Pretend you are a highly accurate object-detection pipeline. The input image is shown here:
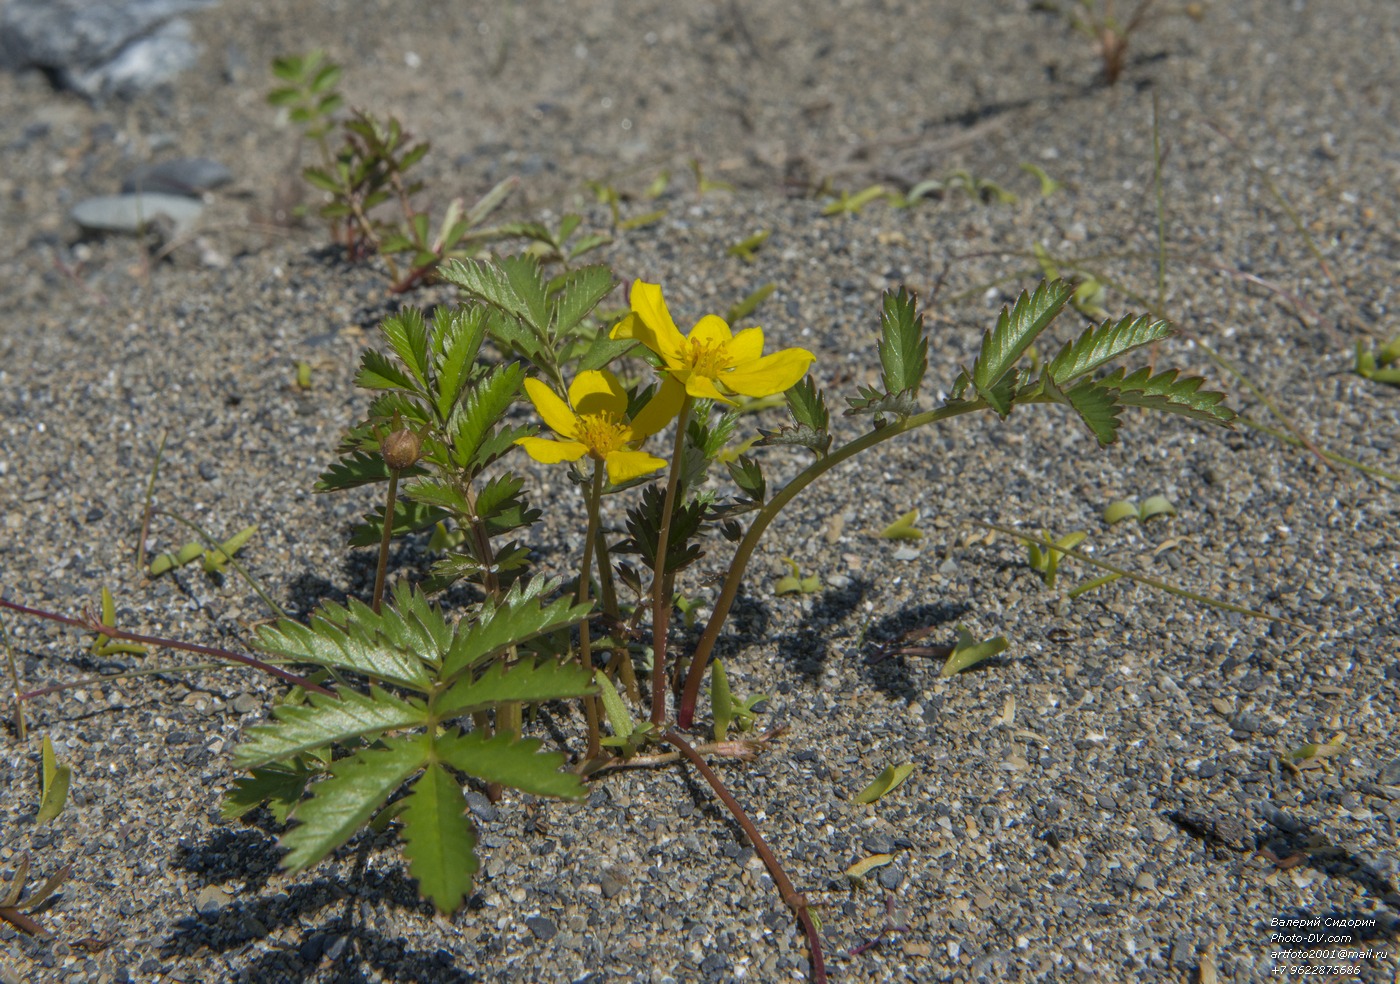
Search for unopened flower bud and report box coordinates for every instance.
[382,428,422,470]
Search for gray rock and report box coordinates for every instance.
[122,158,232,197]
[0,0,218,98]
[70,193,203,236]
[524,915,557,940]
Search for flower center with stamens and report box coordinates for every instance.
[685,339,730,379]
[576,412,631,458]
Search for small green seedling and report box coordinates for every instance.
[91,587,149,656]
[0,854,71,937]
[844,853,894,882]
[268,50,343,148]
[1104,495,1176,524]
[203,525,258,574]
[504,214,613,267]
[709,660,769,742]
[1282,734,1346,773]
[1024,529,1088,587]
[880,509,923,541]
[295,361,314,390]
[596,670,654,758]
[149,526,256,576]
[893,170,1016,207]
[643,170,671,199]
[1020,162,1062,197]
[940,625,1009,677]
[618,208,666,232]
[726,283,777,324]
[1034,244,1108,319]
[775,558,821,595]
[822,184,889,216]
[36,736,71,824]
[1355,335,1400,385]
[854,763,915,804]
[689,158,735,196]
[727,230,771,263]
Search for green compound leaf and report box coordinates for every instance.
[855,763,915,804]
[431,306,488,422]
[785,375,830,435]
[448,362,526,471]
[440,576,591,681]
[443,255,551,338]
[280,735,429,873]
[357,348,421,394]
[379,308,432,392]
[1064,380,1123,447]
[434,730,586,801]
[234,686,426,769]
[972,280,1072,416]
[551,264,615,338]
[316,450,395,491]
[877,287,928,402]
[254,606,433,691]
[400,762,479,915]
[436,659,595,719]
[1096,366,1236,425]
[221,761,317,823]
[1047,314,1173,386]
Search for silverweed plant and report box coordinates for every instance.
[3,257,1243,980]
[206,261,1233,979]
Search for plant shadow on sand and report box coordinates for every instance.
[165,825,485,983]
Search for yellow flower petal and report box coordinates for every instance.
[610,312,642,340]
[569,369,629,419]
[515,436,589,464]
[629,375,686,438]
[728,326,765,364]
[523,378,580,439]
[720,346,815,397]
[626,281,687,366]
[678,369,735,404]
[604,449,668,484]
[688,314,733,349]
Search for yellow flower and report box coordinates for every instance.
[515,369,683,483]
[612,281,815,404]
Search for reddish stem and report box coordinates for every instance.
[0,596,333,696]
[662,729,826,983]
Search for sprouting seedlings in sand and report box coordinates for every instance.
[89,588,148,657]
[1355,334,1400,386]
[727,229,771,263]
[726,283,778,325]
[35,736,71,824]
[1103,494,1176,524]
[940,626,1009,677]
[775,557,822,596]
[880,509,923,541]
[709,660,768,742]
[854,762,915,804]
[1020,162,1062,198]
[1281,734,1346,774]
[821,184,890,216]
[1023,528,1089,588]
[501,213,612,268]
[689,157,735,196]
[148,524,257,577]
[0,854,72,937]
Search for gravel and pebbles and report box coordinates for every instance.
[1,1,1398,981]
